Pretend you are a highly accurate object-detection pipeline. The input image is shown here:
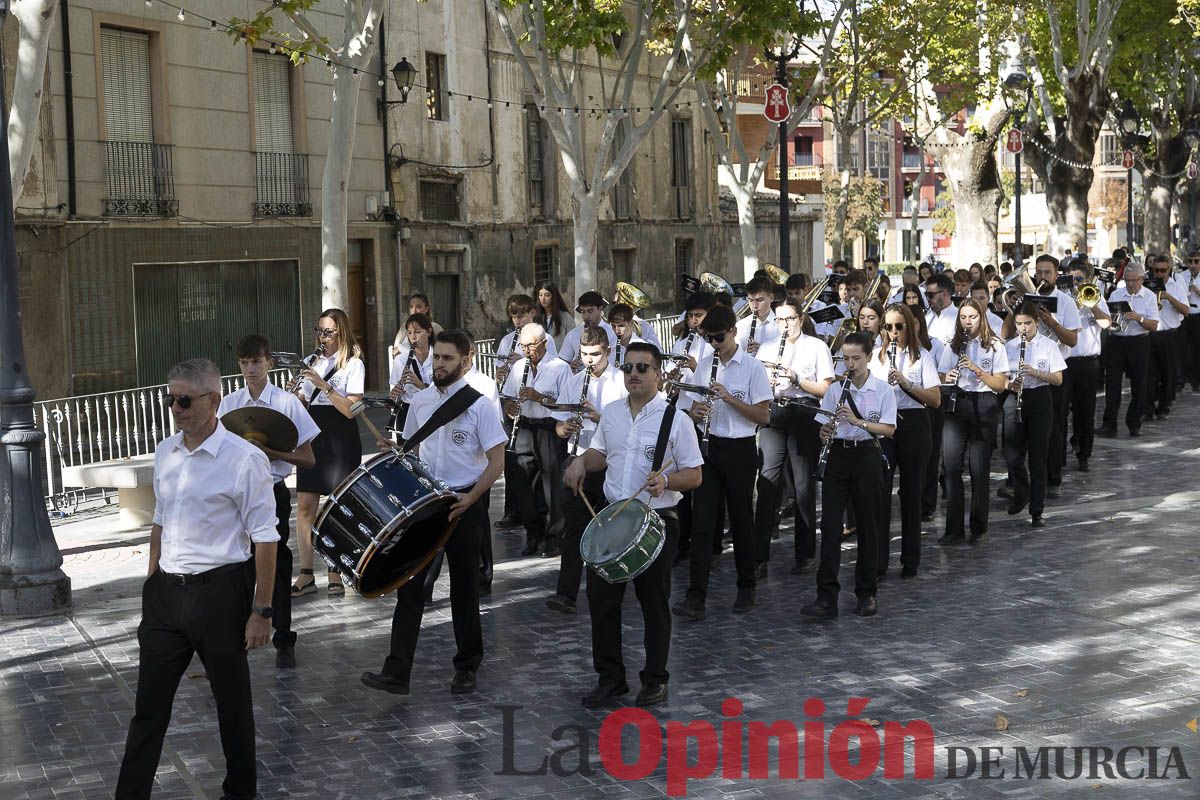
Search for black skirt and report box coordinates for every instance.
[297,404,362,495]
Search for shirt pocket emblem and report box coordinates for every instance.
[451,429,469,447]
[732,390,747,402]
[643,445,656,462]
[981,358,992,370]
[869,411,881,422]
[1037,359,1049,370]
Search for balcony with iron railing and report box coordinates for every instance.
[255,152,312,217]
[103,141,178,217]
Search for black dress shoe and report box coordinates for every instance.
[1046,484,1062,499]
[753,561,768,579]
[997,485,1014,501]
[540,542,562,558]
[636,682,669,707]
[1006,495,1029,515]
[361,671,410,695]
[968,530,986,545]
[921,512,935,522]
[790,557,816,574]
[450,670,477,694]
[1031,515,1046,528]
[1095,425,1117,437]
[937,532,966,546]
[854,596,878,617]
[581,682,629,709]
[520,539,541,557]
[495,514,522,529]
[275,645,296,669]
[671,596,707,621]
[901,566,918,578]
[732,588,756,613]
[1077,458,1090,472]
[1128,428,1141,438]
[545,594,577,614]
[800,598,838,619]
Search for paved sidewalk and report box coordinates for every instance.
[4,397,1200,799]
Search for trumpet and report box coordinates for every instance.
[285,345,325,395]
[1075,281,1101,309]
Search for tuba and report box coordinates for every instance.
[997,269,1038,313]
[763,263,790,285]
[698,271,751,319]
[615,281,652,310]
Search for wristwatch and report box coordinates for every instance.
[252,605,274,619]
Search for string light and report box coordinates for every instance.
[177,8,184,21]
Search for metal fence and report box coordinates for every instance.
[254,152,312,217]
[103,140,178,217]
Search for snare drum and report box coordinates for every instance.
[579,499,666,583]
[312,451,460,597]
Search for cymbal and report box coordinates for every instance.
[221,406,299,453]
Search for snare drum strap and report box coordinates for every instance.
[399,385,483,454]
[651,399,678,474]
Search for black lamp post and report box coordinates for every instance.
[1001,53,1031,270]
[377,57,418,118]
[1118,99,1141,252]
[0,2,72,615]
[764,32,802,273]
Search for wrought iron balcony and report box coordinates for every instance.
[255,152,312,217]
[104,141,178,217]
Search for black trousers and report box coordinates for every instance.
[817,444,882,602]
[424,484,493,594]
[1185,315,1200,388]
[117,562,256,800]
[511,421,566,547]
[1066,355,1100,460]
[269,482,295,648]
[879,408,930,574]
[677,490,725,558]
[587,507,679,687]
[383,497,486,680]
[922,407,945,517]
[557,469,606,600]
[687,436,758,601]
[942,393,999,538]
[1148,329,1180,414]
[1047,376,1069,486]
[1001,386,1053,516]
[1102,335,1151,431]
[753,411,820,563]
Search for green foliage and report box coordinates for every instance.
[823,173,884,243]
[932,188,956,236]
[228,1,330,62]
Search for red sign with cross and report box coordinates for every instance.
[1005,129,1023,154]
[763,83,791,123]
[1123,149,1135,169]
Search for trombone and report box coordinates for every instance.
[1075,281,1101,309]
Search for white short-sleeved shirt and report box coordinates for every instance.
[670,332,714,383]
[868,346,940,410]
[948,337,1009,393]
[817,302,852,339]
[775,335,835,400]
[465,365,502,418]
[1108,286,1160,337]
[819,374,898,442]
[389,347,435,401]
[926,305,958,345]
[300,354,365,406]
[1158,274,1188,331]
[1071,296,1110,358]
[1033,289,1082,360]
[736,312,783,365]
[559,321,616,365]
[634,317,662,350]
[552,363,629,456]
[1186,270,1200,315]
[676,347,773,439]
[589,394,704,509]
[889,284,928,305]
[219,382,321,483]
[1006,333,1067,391]
[500,356,573,420]
[402,378,507,491]
[153,422,279,575]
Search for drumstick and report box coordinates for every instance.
[580,491,599,520]
[611,458,676,518]
[350,401,396,451]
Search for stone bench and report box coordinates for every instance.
[61,455,156,531]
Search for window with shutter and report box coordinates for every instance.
[252,53,309,216]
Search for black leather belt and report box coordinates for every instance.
[832,439,873,448]
[158,561,247,586]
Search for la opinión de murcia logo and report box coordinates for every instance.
[497,698,1192,796]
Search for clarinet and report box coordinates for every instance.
[387,348,421,432]
[506,358,533,453]
[748,316,759,349]
[285,345,325,394]
[1015,337,1026,423]
[815,372,855,482]
[700,351,721,456]
[567,367,593,456]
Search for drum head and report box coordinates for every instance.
[580,499,650,563]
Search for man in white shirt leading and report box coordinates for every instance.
[1098,264,1159,437]
[117,358,278,800]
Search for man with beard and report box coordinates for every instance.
[361,330,506,696]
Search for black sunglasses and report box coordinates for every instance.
[166,393,211,409]
[619,362,656,375]
[313,327,338,337]
[703,332,728,344]
[883,322,906,332]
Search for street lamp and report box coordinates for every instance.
[1118,99,1141,251]
[0,1,73,615]
[764,23,802,274]
[1000,51,1031,271]
[376,57,418,118]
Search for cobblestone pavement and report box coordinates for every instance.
[4,398,1200,799]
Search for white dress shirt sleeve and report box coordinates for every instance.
[745,359,774,405]
[238,449,280,544]
[668,410,704,470]
[878,382,899,426]
[343,358,366,396]
[475,400,509,452]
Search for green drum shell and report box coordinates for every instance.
[579,499,667,584]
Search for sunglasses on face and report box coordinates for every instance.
[883,322,906,332]
[704,332,728,344]
[314,327,338,337]
[166,393,211,409]
[619,362,656,375]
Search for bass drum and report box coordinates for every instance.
[313,451,459,597]
[579,498,666,584]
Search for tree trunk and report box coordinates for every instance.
[7,0,57,193]
[937,138,1002,267]
[319,66,364,310]
[732,181,760,281]
[1042,165,1092,253]
[571,192,600,298]
[1143,173,1176,256]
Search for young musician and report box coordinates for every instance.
[800,332,896,620]
[736,275,782,364]
[387,314,434,436]
[1065,260,1111,471]
[673,305,772,619]
[292,308,364,597]
[407,293,443,334]
[1148,255,1188,419]
[607,302,646,368]
[116,359,277,800]
[1098,264,1159,438]
[753,300,834,577]
[501,323,573,556]
[1002,302,1066,528]
[921,272,958,520]
[1182,249,1200,391]
[869,304,940,579]
[546,327,627,614]
[564,343,703,708]
[361,331,506,697]
[536,282,577,350]
[558,291,615,369]
[218,336,319,668]
[939,299,1008,545]
[970,281,1005,333]
[670,291,717,566]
